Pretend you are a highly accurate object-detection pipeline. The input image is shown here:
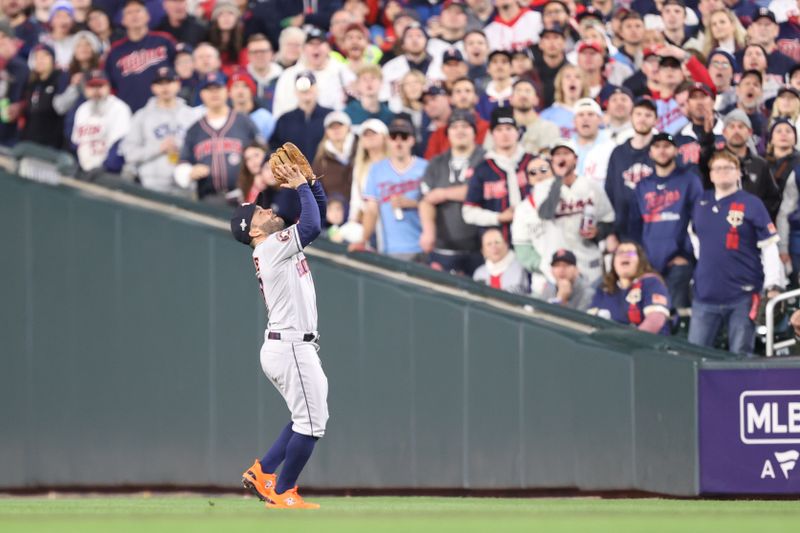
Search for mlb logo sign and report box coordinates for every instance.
[699,369,800,494]
[740,391,800,445]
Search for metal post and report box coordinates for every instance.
[765,288,800,357]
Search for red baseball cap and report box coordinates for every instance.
[228,69,257,96]
[578,40,603,54]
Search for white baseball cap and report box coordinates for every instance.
[573,97,603,116]
[550,139,578,155]
[323,111,352,129]
[357,118,389,136]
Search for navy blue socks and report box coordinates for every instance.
[259,421,293,473]
[275,432,318,494]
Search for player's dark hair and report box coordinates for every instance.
[601,241,663,294]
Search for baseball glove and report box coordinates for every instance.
[269,142,316,184]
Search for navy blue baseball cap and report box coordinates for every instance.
[175,42,194,56]
[707,49,738,71]
[442,47,464,63]
[551,249,577,266]
[231,203,258,245]
[650,132,677,146]
[198,71,226,90]
[153,66,178,83]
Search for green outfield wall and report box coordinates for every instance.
[2,171,799,496]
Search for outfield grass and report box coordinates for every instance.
[0,495,798,533]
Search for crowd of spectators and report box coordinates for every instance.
[3,0,800,355]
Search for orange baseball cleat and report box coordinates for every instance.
[241,459,277,503]
[265,487,320,509]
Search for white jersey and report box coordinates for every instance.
[72,95,132,171]
[554,176,615,283]
[511,178,563,282]
[252,224,318,334]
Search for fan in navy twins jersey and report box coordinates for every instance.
[104,0,176,113]
[605,97,658,241]
[628,133,703,311]
[588,241,672,336]
[688,150,786,355]
[674,83,725,169]
[463,107,534,243]
[175,72,261,201]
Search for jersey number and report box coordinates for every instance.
[296,258,310,277]
[253,257,268,309]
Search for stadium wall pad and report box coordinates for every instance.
[2,171,799,496]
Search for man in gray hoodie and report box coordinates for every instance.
[121,66,203,197]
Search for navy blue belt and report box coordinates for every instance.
[268,332,316,342]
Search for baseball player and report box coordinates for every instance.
[231,163,328,510]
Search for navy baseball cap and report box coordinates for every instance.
[659,55,682,68]
[662,0,685,7]
[231,203,258,245]
[602,85,634,106]
[488,49,512,62]
[198,71,226,90]
[778,86,800,99]
[650,132,677,146]
[31,43,55,58]
[754,7,777,24]
[85,69,109,86]
[707,49,738,71]
[388,117,415,136]
[422,84,447,99]
[541,24,566,38]
[448,108,476,131]
[442,47,464,63]
[770,117,797,141]
[153,66,178,83]
[551,249,577,266]
[305,26,326,43]
[490,106,516,130]
[576,6,603,23]
[175,42,194,56]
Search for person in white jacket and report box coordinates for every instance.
[121,66,203,196]
[271,27,346,119]
[71,70,131,172]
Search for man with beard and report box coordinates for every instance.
[72,70,132,173]
[463,107,534,243]
[604,98,658,242]
[629,133,703,311]
[419,109,486,275]
[700,109,781,220]
[675,82,725,168]
[548,139,615,284]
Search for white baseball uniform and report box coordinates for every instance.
[252,224,329,438]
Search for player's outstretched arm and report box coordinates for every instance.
[310,179,328,224]
[275,165,321,248]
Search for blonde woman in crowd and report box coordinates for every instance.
[540,63,588,139]
[349,118,389,223]
[390,69,426,142]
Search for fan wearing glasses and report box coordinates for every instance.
[588,241,672,335]
[511,154,563,282]
[688,150,786,355]
[354,117,428,260]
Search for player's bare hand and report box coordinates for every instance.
[276,164,307,189]
[497,207,515,223]
[189,164,210,180]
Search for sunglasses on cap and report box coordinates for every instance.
[390,132,411,140]
[527,165,551,176]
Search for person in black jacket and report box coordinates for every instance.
[699,109,781,220]
[21,44,64,149]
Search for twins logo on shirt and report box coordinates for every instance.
[726,202,745,250]
[116,46,168,76]
[622,163,653,189]
[626,287,642,305]
[642,190,681,223]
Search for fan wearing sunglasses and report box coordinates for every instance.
[511,155,563,282]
